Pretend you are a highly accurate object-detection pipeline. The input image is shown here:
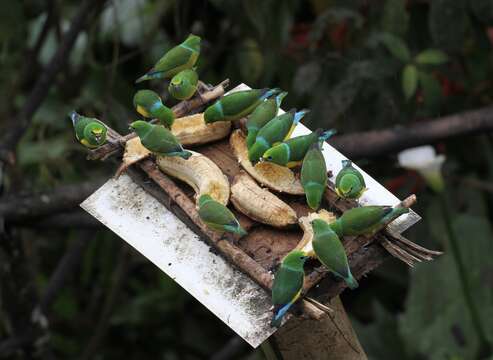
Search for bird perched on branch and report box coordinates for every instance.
[204,88,281,123]
[133,90,175,128]
[168,68,199,100]
[198,194,247,237]
[271,250,308,327]
[245,91,287,148]
[335,160,367,199]
[301,142,327,210]
[130,120,191,159]
[70,111,107,148]
[311,219,358,289]
[329,206,409,237]
[262,128,336,168]
[135,34,201,83]
[248,109,309,164]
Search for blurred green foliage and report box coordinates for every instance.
[1,0,493,358]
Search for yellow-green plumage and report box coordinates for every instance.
[335,160,367,199]
[329,206,410,237]
[271,250,308,327]
[262,128,336,168]
[300,142,327,210]
[133,90,175,128]
[311,219,358,289]
[248,109,309,164]
[70,111,107,149]
[130,120,191,159]
[204,88,281,123]
[198,194,247,236]
[246,92,287,148]
[135,34,201,83]
[168,68,199,100]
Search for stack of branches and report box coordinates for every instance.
[86,80,441,320]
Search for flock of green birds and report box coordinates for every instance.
[70,33,409,328]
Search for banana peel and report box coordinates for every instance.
[156,151,230,206]
[230,130,304,195]
[296,210,336,257]
[231,171,298,228]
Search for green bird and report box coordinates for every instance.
[335,160,367,199]
[129,120,192,159]
[329,206,410,237]
[300,143,327,210]
[133,90,175,128]
[248,109,309,164]
[204,88,281,124]
[245,91,287,148]
[262,128,336,168]
[70,111,107,148]
[168,68,199,100]
[311,219,358,289]
[197,194,247,237]
[136,34,201,83]
[271,250,309,327]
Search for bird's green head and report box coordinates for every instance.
[282,250,309,270]
[261,143,289,166]
[198,194,214,207]
[204,101,224,123]
[83,122,107,147]
[184,34,201,51]
[248,138,270,164]
[338,174,363,199]
[310,219,338,237]
[129,120,152,138]
[133,89,162,110]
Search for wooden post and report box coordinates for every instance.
[273,296,367,360]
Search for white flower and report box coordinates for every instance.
[398,145,446,192]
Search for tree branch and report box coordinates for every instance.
[0,0,107,164]
[331,105,493,159]
[0,180,104,223]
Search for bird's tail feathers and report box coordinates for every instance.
[69,111,80,126]
[135,70,161,83]
[260,88,282,101]
[319,129,337,142]
[275,92,288,107]
[270,303,293,328]
[345,273,359,290]
[294,109,310,124]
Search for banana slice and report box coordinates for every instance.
[296,210,336,256]
[172,113,231,146]
[230,130,304,195]
[231,172,298,228]
[156,151,230,206]
[115,137,151,178]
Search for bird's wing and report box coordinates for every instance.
[272,267,303,306]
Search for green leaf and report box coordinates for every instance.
[380,0,409,36]
[415,49,449,65]
[399,214,493,359]
[402,64,418,100]
[237,38,264,84]
[418,71,442,110]
[378,33,411,62]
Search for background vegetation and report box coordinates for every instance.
[1,0,493,358]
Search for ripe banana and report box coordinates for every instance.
[296,210,336,256]
[172,113,231,146]
[230,130,304,195]
[231,171,298,228]
[115,137,151,178]
[156,151,230,206]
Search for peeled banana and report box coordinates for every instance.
[115,137,151,178]
[296,209,336,256]
[230,130,304,195]
[231,172,298,228]
[172,113,231,146]
[156,151,230,206]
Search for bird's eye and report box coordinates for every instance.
[299,256,304,260]
[267,156,272,160]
